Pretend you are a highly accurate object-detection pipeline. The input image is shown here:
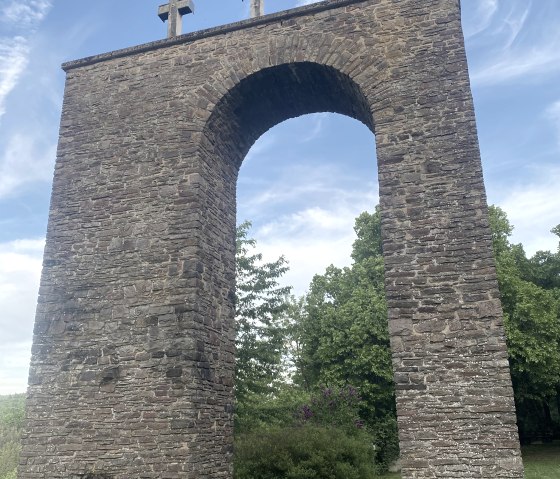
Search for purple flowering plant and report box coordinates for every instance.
[296,385,366,434]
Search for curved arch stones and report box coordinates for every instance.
[20,1,525,478]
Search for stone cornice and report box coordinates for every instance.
[62,0,371,71]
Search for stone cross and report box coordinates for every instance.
[249,0,264,18]
[158,0,195,38]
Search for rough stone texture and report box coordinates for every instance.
[19,0,524,478]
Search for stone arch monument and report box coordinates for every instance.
[20,1,525,478]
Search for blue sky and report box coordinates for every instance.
[0,0,559,394]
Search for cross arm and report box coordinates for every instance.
[158,0,195,22]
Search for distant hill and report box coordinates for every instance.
[0,394,25,479]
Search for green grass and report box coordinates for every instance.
[377,442,560,479]
[522,442,560,479]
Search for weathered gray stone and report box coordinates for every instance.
[19,0,524,478]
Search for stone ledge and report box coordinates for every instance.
[62,0,371,72]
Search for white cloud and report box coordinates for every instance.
[469,2,560,86]
[299,113,327,143]
[463,0,499,38]
[0,342,32,395]
[0,0,51,27]
[501,2,530,49]
[0,132,56,198]
[250,192,378,295]
[239,166,378,223]
[495,166,560,255]
[0,36,29,119]
[471,38,560,86]
[0,238,44,394]
[0,0,52,120]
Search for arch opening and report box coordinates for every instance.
[233,111,398,467]
[237,112,379,295]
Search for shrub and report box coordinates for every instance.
[296,386,364,433]
[234,425,380,479]
[294,386,399,470]
[235,386,310,434]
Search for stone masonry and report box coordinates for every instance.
[19,0,524,478]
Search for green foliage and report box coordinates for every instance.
[0,395,25,429]
[0,394,25,479]
[296,210,394,418]
[526,225,560,290]
[296,386,365,433]
[235,221,292,405]
[488,207,560,442]
[351,210,383,263]
[295,385,399,468]
[233,214,398,472]
[502,279,560,399]
[235,385,310,434]
[234,426,380,479]
[293,209,399,467]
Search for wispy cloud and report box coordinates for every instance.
[469,1,560,86]
[239,161,377,217]
[299,113,327,143]
[0,0,52,120]
[463,0,499,38]
[503,2,531,48]
[471,39,560,86]
[0,36,29,118]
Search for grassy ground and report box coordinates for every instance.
[522,442,560,479]
[378,442,560,479]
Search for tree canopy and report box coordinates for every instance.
[489,206,560,442]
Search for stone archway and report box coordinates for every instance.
[20,1,524,478]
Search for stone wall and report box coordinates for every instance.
[19,0,524,477]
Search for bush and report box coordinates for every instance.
[235,386,311,434]
[296,386,364,433]
[295,386,399,470]
[234,425,380,479]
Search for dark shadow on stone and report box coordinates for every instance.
[202,61,374,168]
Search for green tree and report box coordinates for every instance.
[297,210,394,418]
[526,225,560,290]
[295,209,399,465]
[488,207,560,442]
[0,394,25,479]
[234,221,292,429]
